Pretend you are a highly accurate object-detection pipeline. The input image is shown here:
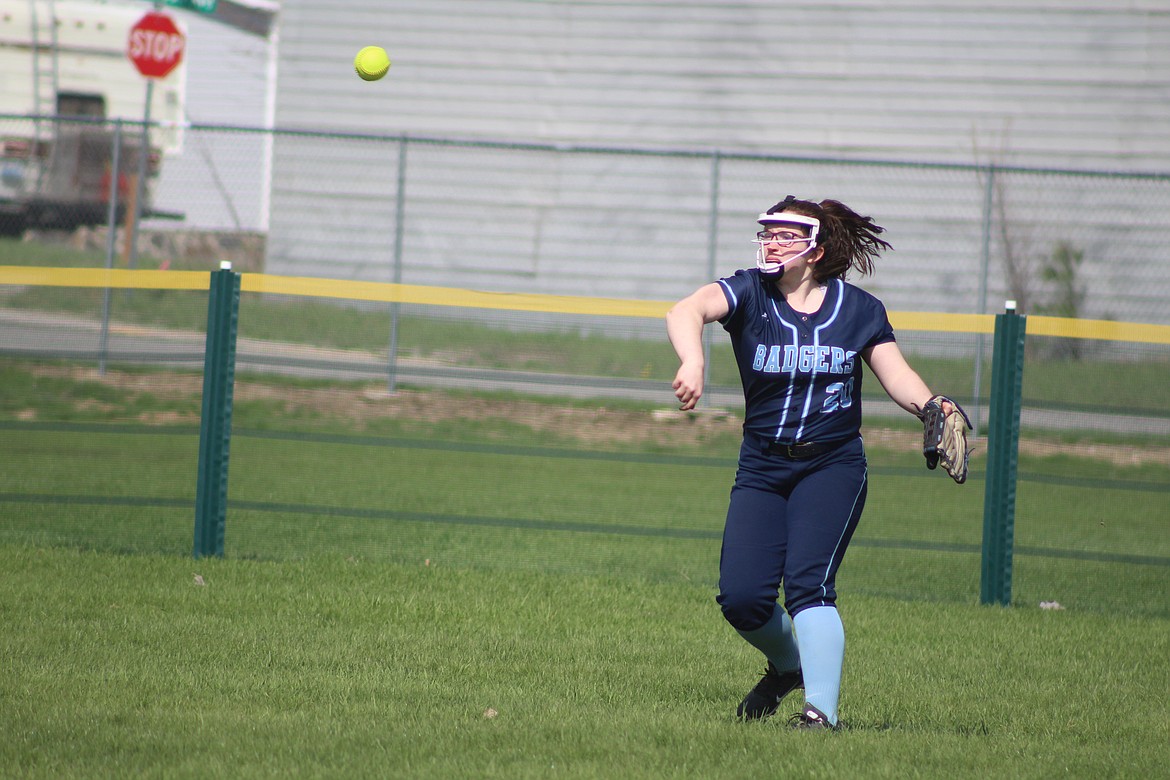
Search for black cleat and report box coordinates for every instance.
[788,702,838,730]
[736,662,804,720]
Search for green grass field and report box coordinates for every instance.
[2,545,1167,779]
[2,363,1169,777]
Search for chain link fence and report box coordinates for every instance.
[2,115,1167,614]
[3,115,1169,325]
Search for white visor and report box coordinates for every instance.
[757,212,820,244]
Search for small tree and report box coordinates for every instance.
[1035,241,1087,359]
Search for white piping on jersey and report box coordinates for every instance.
[769,297,801,438]
[717,279,738,315]
[816,463,867,601]
[795,279,846,441]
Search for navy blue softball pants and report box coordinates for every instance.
[716,436,868,631]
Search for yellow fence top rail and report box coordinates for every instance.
[3,266,1170,344]
[0,266,210,291]
[238,273,673,318]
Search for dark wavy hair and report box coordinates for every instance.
[763,196,891,281]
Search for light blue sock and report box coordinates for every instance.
[736,607,801,673]
[793,606,845,726]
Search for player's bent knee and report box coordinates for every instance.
[716,590,774,631]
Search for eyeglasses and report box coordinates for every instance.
[754,230,812,247]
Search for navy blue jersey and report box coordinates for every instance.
[718,269,896,444]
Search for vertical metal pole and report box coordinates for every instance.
[980,300,1026,606]
[699,151,721,408]
[99,120,123,375]
[387,136,408,393]
[194,263,241,559]
[971,165,996,437]
[128,79,153,270]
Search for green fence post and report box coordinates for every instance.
[194,262,241,558]
[980,300,1027,605]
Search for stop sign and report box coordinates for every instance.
[127,11,185,79]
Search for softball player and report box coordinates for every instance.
[667,196,956,729]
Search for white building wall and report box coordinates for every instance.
[265,1,1170,321]
[271,0,1170,169]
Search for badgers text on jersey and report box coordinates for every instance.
[752,344,857,376]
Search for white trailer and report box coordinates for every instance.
[0,0,186,234]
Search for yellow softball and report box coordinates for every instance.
[354,46,391,81]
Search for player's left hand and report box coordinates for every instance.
[920,395,973,484]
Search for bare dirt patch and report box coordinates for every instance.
[22,365,1170,466]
